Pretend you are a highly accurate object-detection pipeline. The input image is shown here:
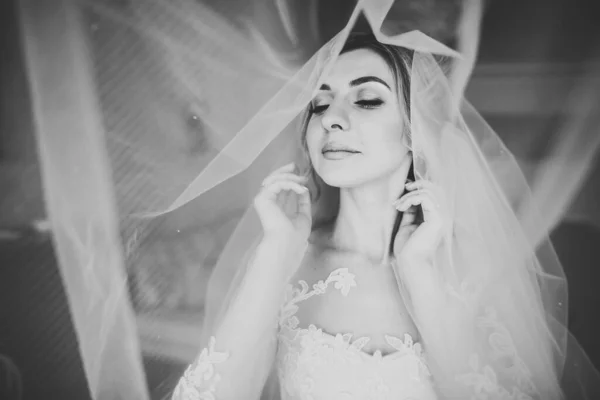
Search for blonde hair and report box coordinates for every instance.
[299,33,415,228]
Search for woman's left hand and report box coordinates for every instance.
[392,180,449,265]
[392,180,455,321]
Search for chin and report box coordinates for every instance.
[315,160,382,188]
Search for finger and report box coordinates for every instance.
[398,205,418,227]
[296,186,312,218]
[262,172,307,188]
[401,196,440,225]
[393,223,417,253]
[395,191,440,219]
[396,191,433,210]
[261,181,308,201]
[416,195,438,221]
[405,180,436,191]
[404,182,445,214]
[395,188,436,209]
[269,162,297,176]
[397,224,417,238]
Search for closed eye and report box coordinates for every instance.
[310,99,384,115]
[310,104,329,115]
[355,99,384,109]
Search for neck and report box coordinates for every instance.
[330,169,408,265]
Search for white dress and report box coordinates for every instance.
[173,267,438,400]
[276,267,437,400]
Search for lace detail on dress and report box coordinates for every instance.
[456,307,538,399]
[443,279,539,398]
[172,336,230,400]
[445,280,480,308]
[276,268,436,399]
[282,325,430,372]
[279,268,357,328]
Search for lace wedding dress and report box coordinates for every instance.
[173,267,438,400]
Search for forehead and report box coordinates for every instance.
[325,48,393,86]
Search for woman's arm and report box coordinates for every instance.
[397,256,474,396]
[400,255,546,400]
[172,236,308,400]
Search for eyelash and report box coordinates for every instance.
[356,99,384,109]
[310,99,384,115]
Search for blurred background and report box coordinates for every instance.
[0,0,599,399]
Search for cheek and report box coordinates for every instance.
[360,119,407,154]
[357,119,408,174]
[305,120,322,162]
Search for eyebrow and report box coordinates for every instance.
[319,76,392,91]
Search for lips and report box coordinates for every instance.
[321,142,360,154]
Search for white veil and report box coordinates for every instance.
[13,0,600,399]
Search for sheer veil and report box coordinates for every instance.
[16,0,600,399]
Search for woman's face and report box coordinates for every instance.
[306,48,409,188]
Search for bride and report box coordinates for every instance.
[171,26,569,400]
[161,0,600,397]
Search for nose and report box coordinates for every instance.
[321,102,349,132]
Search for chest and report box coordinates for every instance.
[288,253,419,355]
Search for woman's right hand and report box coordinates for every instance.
[253,163,312,244]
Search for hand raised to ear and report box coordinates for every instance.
[392,179,448,263]
[255,162,313,244]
